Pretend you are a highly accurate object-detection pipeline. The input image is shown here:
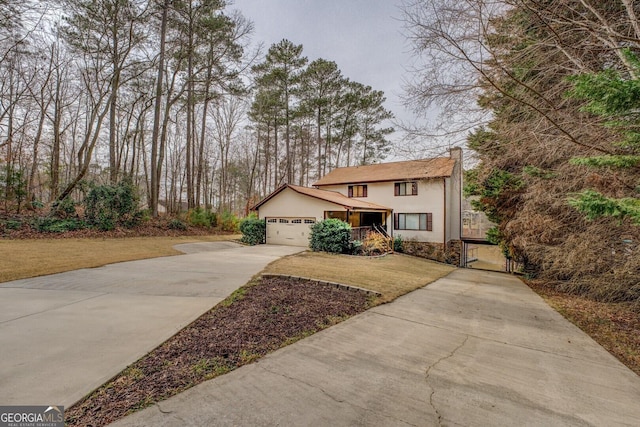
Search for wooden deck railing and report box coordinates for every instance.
[350,226,372,242]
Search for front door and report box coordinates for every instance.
[360,212,384,227]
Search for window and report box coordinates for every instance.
[279,219,289,224]
[292,219,302,224]
[348,185,367,198]
[394,181,418,196]
[267,218,277,223]
[394,213,433,231]
[304,219,316,224]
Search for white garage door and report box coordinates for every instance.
[266,217,315,246]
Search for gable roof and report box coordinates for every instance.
[251,184,390,211]
[313,157,455,186]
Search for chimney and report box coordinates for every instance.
[449,146,462,163]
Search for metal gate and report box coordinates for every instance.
[462,239,517,272]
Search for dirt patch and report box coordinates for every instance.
[65,276,373,427]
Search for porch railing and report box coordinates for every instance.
[350,226,372,242]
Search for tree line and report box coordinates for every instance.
[402,0,640,305]
[0,0,393,217]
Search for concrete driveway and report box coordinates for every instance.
[113,268,640,427]
[0,242,302,407]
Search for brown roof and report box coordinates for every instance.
[313,157,455,186]
[252,184,390,211]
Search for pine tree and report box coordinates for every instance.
[252,39,307,184]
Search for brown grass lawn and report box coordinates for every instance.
[264,251,455,304]
[0,237,453,303]
[0,235,240,283]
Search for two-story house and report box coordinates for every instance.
[251,148,462,263]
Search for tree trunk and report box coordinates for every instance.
[150,0,169,217]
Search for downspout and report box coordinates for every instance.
[459,167,463,267]
[443,178,447,250]
[458,167,463,242]
[263,215,267,244]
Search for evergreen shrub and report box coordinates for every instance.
[239,215,265,245]
[85,178,141,231]
[218,211,239,232]
[187,207,217,228]
[309,218,351,253]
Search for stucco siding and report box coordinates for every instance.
[257,188,338,220]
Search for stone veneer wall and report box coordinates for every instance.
[401,240,462,266]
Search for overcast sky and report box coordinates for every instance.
[230,0,415,146]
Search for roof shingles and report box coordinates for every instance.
[313,157,455,186]
[251,184,390,211]
[289,185,389,210]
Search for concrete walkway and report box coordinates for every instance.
[113,268,640,427]
[0,242,302,407]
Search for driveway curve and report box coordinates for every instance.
[113,268,640,427]
[0,242,302,407]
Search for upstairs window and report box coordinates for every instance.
[394,181,418,196]
[348,185,367,198]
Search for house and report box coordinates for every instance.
[251,148,463,264]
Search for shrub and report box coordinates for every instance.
[360,232,391,256]
[0,165,27,213]
[393,235,403,253]
[218,211,239,232]
[139,209,152,222]
[30,200,44,209]
[168,218,187,230]
[4,219,22,230]
[362,232,390,255]
[51,197,77,219]
[239,215,265,245]
[187,207,217,228]
[34,217,85,233]
[309,219,351,254]
[85,178,141,231]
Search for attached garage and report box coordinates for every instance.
[251,184,391,248]
[265,217,316,246]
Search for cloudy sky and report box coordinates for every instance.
[231,0,417,145]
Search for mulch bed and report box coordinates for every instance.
[66,276,374,427]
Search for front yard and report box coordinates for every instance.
[65,251,453,426]
[3,236,636,424]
